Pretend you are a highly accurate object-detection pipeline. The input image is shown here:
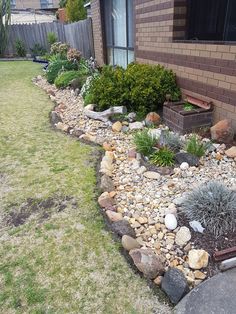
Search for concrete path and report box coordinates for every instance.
[175,268,236,314]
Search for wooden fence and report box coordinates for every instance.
[5,18,94,59]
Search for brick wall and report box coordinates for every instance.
[135,0,236,130]
[91,0,105,65]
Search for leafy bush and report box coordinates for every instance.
[67,48,81,62]
[50,42,70,57]
[15,39,26,57]
[159,130,183,152]
[133,129,156,157]
[47,32,57,46]
[185,134,210,157]
[84,93,96,105]
[150,147,174,167]
[66,0,87,22]
[181,181,236,237]
[46,60,78,84]
[54,70,78,88]
[87,63,181,113]
[30,43,47,57]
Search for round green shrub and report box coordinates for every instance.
[46,60,78,84]
[87,63,181,113]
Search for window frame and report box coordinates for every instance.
[102,0,134,67]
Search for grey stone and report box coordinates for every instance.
[220,257,236,271]
[100,175,114,192]
[174,268,236,314]
[127,112,136,122]
[161,268,189,304]
[175,152,199,167]
[129,249,165,279]
[111,220,136,238]
[51,111,62,125]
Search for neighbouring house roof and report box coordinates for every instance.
[10,10,56,24]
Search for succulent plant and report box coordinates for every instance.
[181,181,236,237]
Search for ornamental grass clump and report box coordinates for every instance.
[134,129,156,157]
[181,181,236,237]
[184,134,210,158]
[150,147,174,167]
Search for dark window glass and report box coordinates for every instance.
[187,0,235,41]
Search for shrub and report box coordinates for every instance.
[181,181,236,237]
[159,130,183,152]
[47,32,57,46]
[46,60,78,84]
[150,147,174,167]
[84,93,96,105]
[185,134,210,157]
[50,42,70,57]
[15,39,26,57]
[66,0,87,22]
[67,48,81,62]
[133,129,157,157]
[55,70,86,89]
[89,65,127,111]
[30,43,47,57]
[87,63,181,113]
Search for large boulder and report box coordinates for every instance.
[210,119,234,143]
[188,249,209,270]
[129,249,165,279]
[122,235,141,251]
[225,146,236,158]
[145,112,161,126]
[98,192,114,209]
[51,111,62,125]
[161,268,189,304]
[100,175,114,192]
[175,152,199,167]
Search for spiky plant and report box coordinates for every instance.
[159,130,183,152]
[181,181,236,237]
[184,134,210,157]
[150,147,174,167]
[133,129,157,157]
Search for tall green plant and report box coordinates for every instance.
[66,0,87,22]
[0,0,11,56]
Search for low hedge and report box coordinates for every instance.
[86,63,181,113]
[55,70,86,89]
[46,60,78,84]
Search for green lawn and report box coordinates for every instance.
[0,62,170,314]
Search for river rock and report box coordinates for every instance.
[175,227,191,247]
[51,111,62,125]
[180,162,189,170]
[112,121,122,132]
[111,220,136,238]
[210,119,234,143]
[100,175,114,192]
[106,210,123,222]
[127,112,136,122]
[143,171,161,180]
[129,122,143,131]
[129,249,165,279]
[225,146,236,158]
[165,214,178,230]
[145,112,161,126]
[161,268,189,304]
[122,235,141,251]
[98,192,114,209]
[188,249,209,269]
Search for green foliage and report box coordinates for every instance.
[59,0,67,8]
[30,43,47,57]
[67,48,81,62]
[0,0,11,56]
[66,0,87,22]
[185,134,209,157]
[150,147,174,167]
[133,129,156,157]
[46,60,78,84]
[15,39,26,57]
[47,32,57,46]
[182,181,236,237]
[183,102,196,111]
[54,70,86,89]
[84,93,96,105]
[160,130,183,152]
[87,63,181,113]
[50,42,69,58]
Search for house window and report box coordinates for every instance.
[102,0,134,68]
[40,0,53,9]
[187,0,236,41]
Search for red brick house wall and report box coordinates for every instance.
[91,0,236,130]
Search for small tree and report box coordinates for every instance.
[0,0,11,56]
[66,0,87,22]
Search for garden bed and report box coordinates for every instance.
[34,75,236,305]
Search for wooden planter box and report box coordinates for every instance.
[163,101,213,134]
